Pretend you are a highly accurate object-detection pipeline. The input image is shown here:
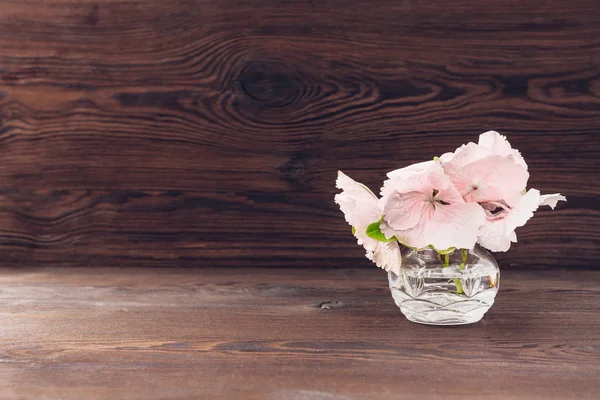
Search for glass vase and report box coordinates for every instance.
[388,245,500,325]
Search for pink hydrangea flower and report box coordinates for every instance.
[440,131,529,207]
[334,171,402,274]
[379,162,486,251]
[334,130,567,266]
[478,190,567,251]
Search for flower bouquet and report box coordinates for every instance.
[335,131,566,325]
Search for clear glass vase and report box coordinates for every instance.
[388,245,500,325]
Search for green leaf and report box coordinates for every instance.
[429,245,456,255]
[366,221,395,242]
[402,242,425,251]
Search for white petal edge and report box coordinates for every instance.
[336,170,377,198]
[478,219,513,252]
[478,130,527,169]
[504,189,540,233]
[367,240,402,275]
[386,160,437,179]
[477,189,542,253]
[334,170,381,229]
[539,193,567,209]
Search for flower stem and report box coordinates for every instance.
[454,249,468,295]
[453,278,464,295]
[438,249,464,295]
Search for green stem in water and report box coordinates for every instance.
[453,277,464,295]
[438,249,464,295]
[454,249,468,294]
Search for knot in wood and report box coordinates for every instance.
[239,61,300,109]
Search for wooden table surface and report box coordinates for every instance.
[1,267,599,399]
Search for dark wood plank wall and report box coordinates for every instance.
[0,0,598,268]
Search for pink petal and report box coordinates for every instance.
[445,142,488,166]
[381,164,475,249]
[439,142,488,195]
[478,219,513,252]
[382,210,432,249]
[334,171,381,229]
[336,170,377,198]
[380,164,447,249]
[439,151,454,163]
[380,162,443,199]
[477,189,541,252]
[434,175,466,204]
[460,155,529,206]
[424,202,486,250]
[355,230,379,253]
[387,160,436,179]
[441,131,529,206]
[504,189,540,233]
[366,240,402,275]
[478,131,527,169]
[382,191,431,231]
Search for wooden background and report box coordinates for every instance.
[0,0,598,269]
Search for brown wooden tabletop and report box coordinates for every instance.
[1,267,599,399]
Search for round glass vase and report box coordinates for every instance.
[388,245,500,325]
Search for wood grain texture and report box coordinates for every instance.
[1,267,599,399]
[0,0,599,268]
